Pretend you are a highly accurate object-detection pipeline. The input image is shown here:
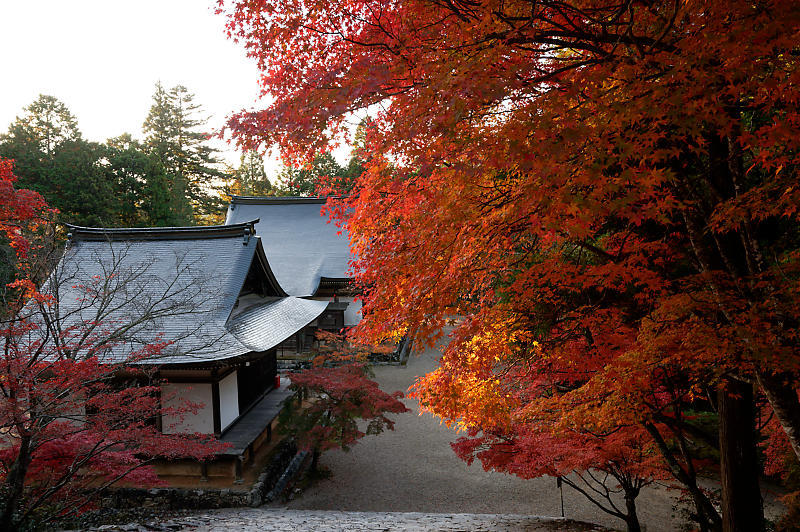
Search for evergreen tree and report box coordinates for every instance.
[276,151,362,196]
[3,95,81,157]
[142,82,193,225]
[101,134,180,227]
[274,120,369,196]
[231,150,273,196]
[142,82,225,224]
[0,95,117,226]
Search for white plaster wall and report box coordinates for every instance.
[341,296,363,327]
[311,296,363,327]
[219,371,240,431]
[161,383,214,435]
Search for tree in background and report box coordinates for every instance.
[143,82,225,224]
[274,120,369,196]
[101,134,162,227]
[220,1,800,530]
[1,85,230,228]
[276,151,363,196]
[229,150,273,196]
[0,95,118,226]
[1,95,80,158]
[0,94,208,229]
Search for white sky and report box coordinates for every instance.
[0,0,308,176]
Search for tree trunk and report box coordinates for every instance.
[718,378,763,532]
[756,370,800,462]
[624,491,642,532]
[310,448,320,473]
[0,434,32,531]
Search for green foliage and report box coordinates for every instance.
[143,82,225,224]
[276,151,363,196]
[0,95,117,226]
[2,95,81,157]
[0,88,229,228]
[230,150,273,196]
[102,134,178,227]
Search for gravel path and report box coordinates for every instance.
[280,333,684,532]
[170,509,609,531]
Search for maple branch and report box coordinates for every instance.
[652,412,718,451]
[643,422,721,528]
[558,473,627,520]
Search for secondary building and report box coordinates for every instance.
[225,196,361,354]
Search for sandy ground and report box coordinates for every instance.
[280,333,695,532]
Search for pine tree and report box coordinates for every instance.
[142,82,225,225]
[276,151,361,196]
[231,150,273,196]
[101,134,175,227]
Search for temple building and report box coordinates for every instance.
[53,222,329,480]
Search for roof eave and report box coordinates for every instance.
[64,221,260,242]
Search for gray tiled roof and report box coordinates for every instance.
[225,197,353,296]
[29,224,326,366]
[227,297,329,352]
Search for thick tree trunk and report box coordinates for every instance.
[624,492,642,532]
[718,378,763,532]
[756,370,800,462]
[0,434,32,531]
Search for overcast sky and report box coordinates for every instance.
[0,0,289,172]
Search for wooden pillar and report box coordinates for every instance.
[155,386,163,433]
[234,457,244,484]
[212,381,221,437]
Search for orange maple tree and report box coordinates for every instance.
[219,1,800,530]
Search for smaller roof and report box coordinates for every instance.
[23,223,326,366]
[227,297,329,352]
[225,196,353,297]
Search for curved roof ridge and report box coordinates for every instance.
[225,199,353,296]
[229,195,348,206]
[64,221,260,242]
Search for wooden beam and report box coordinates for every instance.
[161,366,236,384]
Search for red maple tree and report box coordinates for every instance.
[219,2,800,530]
[278,332,409,471]
[0,159,226,529]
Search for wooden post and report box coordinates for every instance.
[234,457,244,484]
[212,381,221,437]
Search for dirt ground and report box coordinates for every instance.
[279,332,746,531]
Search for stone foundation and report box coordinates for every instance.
[101,439,300,510]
